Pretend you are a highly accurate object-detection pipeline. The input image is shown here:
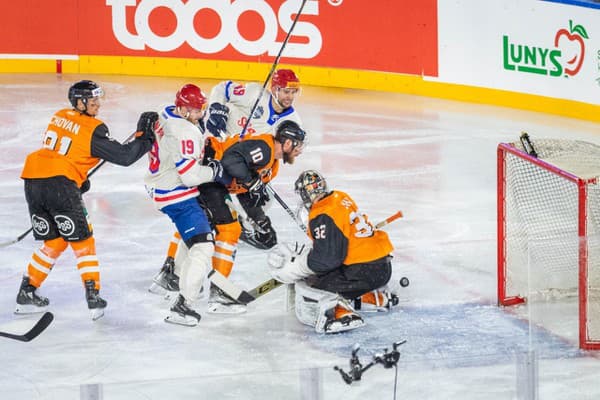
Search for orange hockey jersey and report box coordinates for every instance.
[205,133,279,194]
[306,190,394,273]
[21,108,103,187]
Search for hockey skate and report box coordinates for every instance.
[165,294,201,326]
[85,280,107,321]
[148,256,180,299]
[15,276,49,314]
[321,300,365,334]
[207,285,247,314]
[353,290,399,313]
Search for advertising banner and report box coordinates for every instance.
[437,0,600,105]
[0,0,438,77]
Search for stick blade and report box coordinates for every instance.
[0,312,54,342]
[23,312,54,341]
[247,279,284,299]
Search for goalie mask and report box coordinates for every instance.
[295,170,329,210]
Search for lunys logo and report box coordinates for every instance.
[503,20,589,78]
[106,0,322,58]
[554,20,589,76]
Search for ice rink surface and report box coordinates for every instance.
[1,74,599,399]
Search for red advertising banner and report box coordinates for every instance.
[1,0,437,77]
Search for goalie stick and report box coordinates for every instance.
[231,211,407,302]
[0,312,53,342]
[209,269,284,305]
[375,210,403,229]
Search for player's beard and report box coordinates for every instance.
[283,151,296,164]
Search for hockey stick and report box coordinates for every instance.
[208,269,255,305]
[375,211,403,229]
[248,278,284,299]
[266,183,308,232]
[242,211,406,302]
[0,131,139,248]
[239,0,308,141]
[520,132,538,158]
[0,312,53,342]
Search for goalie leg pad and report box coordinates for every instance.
[294,281,365,334]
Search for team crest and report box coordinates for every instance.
[31,215,50,236]
[253,106,264,119]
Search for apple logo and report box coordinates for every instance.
[554,20,589,77]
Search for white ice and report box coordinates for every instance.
[1,74,599,399]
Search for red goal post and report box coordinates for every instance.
[497,138,600,350]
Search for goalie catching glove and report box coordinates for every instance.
[267,242,314,284]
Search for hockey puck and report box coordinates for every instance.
[399,277,410,287]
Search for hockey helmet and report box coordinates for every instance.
[295,170,329,209]
[175,84,207,111]
[271,69,300,91]
[68,80,104,108]
[275,120,306,149]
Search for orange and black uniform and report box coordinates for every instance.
[20,107,152,289]
[198,133,279,276]
[305,190,394,299]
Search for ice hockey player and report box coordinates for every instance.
[267,170,398,333]
[144,84,229,326]
[204,69,303,249]
[151,70,304,288]
[150,120,306,314]
[204,119,306,313]
[16,80,157,321]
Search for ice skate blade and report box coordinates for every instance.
[14,304,48,315]
[90,308,105,321]
[148,282,168,296]
[207,302,247,314]
[164,312,200,326]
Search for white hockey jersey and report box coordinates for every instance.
[208,81,302,138]
[144,105,214,209]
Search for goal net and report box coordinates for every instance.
[497,137,600,350]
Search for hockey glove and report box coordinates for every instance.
[267,242,313,284]
[244,177,270,208]
[136,111,159,142]
[207,158,232,186]
[205,103,229,137]
[240,216,277,249]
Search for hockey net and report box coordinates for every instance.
[497,138,600,350]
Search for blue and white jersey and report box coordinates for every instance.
[208,81,302,138]
[144,105,214,209]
